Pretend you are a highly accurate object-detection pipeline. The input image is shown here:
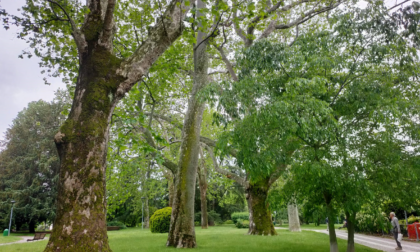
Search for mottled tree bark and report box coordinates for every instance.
[326,203,339,252]
[43,0,190,251]
[247,179,277,236]
[288,202,301,232]
[346,211,356,252]
[166,0,209,247]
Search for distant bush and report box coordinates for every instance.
[195,221,200,226]
[231,212,249,224]
[224,220,234,224]
[150,207,172,233]
[408,215,420,224]
[208,210,222,225]
[107,220,127,229]
[195,211,222,225]
[236,219,250,229]
[355,209,390,234]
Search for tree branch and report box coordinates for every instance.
[268,164,288,186]
[101,0,117,49]
[204,144,248,187]
[115,0,191,98]
[388,0,411,11]
[136,125,178,174]
[275,1,343,30]
[46,0,86,54]
[214,46,238,81]
[245,0,285,47]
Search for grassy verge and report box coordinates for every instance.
[0,225,379,252]
[0,235,22,244]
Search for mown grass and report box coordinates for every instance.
[0,225,379,252]
[0,235,21,244]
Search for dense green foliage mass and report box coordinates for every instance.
[231,212,249,224]
[0,93,66,232]
[150,207,172,233]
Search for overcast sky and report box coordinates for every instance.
[0,0,413,142]
[0,0,65,141]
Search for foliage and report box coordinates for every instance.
[354,207,391,234]
[149,207,172,233]
[235,219,250,229]
[223,220,233,224]
[106,221,127,230]
[0,92,67,231]
[208,210,222,224]
[399,215,420,224]
[231,212,249,224]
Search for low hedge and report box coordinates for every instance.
[231,212,249,224]
[150,207,172,233]
[236,219,250,229]
[106,220,127,229]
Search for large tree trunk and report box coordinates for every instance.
[166,0,209,247]
[288,202,301,232]
[247,179,277,236]
[197,163,208,229]
[346,211,356,252]
[43,0,190,250]
[46,44,120,252]
[29,220,36,233]
[326,203,339,252]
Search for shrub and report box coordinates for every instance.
[354,209,390,234]
[231,212,249,224]
[106,220,127,229]
[208,210,222,224]
[236,219,250,229]
[150,207,172,233]
[195,221,200,226]
[224,220,234,224]
[408,215,420,224]
[195,211,222,225]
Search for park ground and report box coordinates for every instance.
[0,224,381,252]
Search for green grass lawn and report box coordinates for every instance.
[0,225,379,252]
[0,235,22,244]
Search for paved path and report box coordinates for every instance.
[0,236,46,246]
[276,227,420,252]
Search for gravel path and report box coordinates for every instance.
[276,227,420,252]
[0,236,47,246]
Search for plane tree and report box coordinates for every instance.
[2,0,192,250]
[205,2,420,249]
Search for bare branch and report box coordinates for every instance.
[215,46,238,81]
[388,0,411,11]
[204,144,248,187]
[208,69,229,75]
[136,124,178,173]
[288,24,299,46]
[232,5,247,43]
[245,0,285,47]
[115,0,191,98]
[101,0,117,48]
[275,2,343,30]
